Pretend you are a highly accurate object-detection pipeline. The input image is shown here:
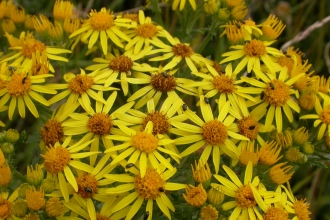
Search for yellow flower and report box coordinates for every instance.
[300,96,330,140]
[125,66,197,109]
[1,32,71,72]
[259,141,282,166]
[148,31,210,72]
[85,50,157,96]
[0,71,56,120]
[0,188,19,220]
[45,197,64,217]
[115,98,185,163]
[124,10,168,54]
[105,120,179,177]
[172,0,197,11]
[220,39,283,74]
[200,204,219,220]
[214,161,277,219]
[62,91,134,166]
[220,19,263,42]
[48,68,118,109]
[69,7,132,55]
[268,162,294,185]
[173,96,249,173]
[53,0,73,21]
[260,15,286,40]
[106,165,185,220]
[40,136,99,202]
[25,187,45,211]
[183,184,207,207]
[241,67,304,132]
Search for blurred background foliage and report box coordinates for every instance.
[5,0,330,219]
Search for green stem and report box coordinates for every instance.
[196,20,219,54]
[13,169,27,182]
[150,0,164,27]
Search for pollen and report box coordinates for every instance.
[201,120,228,146]
[25,186,45,211]
[320,109,330,125]
[183,184,207,207]
[259,141,282,166]
[269,162,294,185]
[150,73,177,92]
[263,206,288,220]
[293,198,311,220]
[68,74,94,94]
[76,173,98,199]
[45,197,63,217]
[0,197,11,219]
[131,131,159,153]
[41,119,64,147]
[41,146,71,174]
[142,112,170,135]
[236,184,256,208]
[264,79,290,107]
[7,73,31,97]
[89,8,114,31]
[0,164,11,186]
[200,204,219,220]
[109,55,133,73]
[243,39,267,57]
[277,56,294,73]
[87,113,113,135]
[134,167,165,200]
[238,116,259,140]
[285,147,300,162]
[239,143,259,166]
[96,213,111,220]
[21,37,46,59]
[212,75,236,93]
[172,43,193,57]
[135,23,158,38]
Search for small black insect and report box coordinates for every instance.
[125,163,134,169]
[283,50,287,55]
[245,40,250,44]
[84,187,92,193]
[144,211,149,220]
[17,5,23,11]
[161,72,168,77]
[22,76,27,84]
[159,187,164,192]
[249,125,255,130]
[239,20,246,24]
[221,69,226,74]
[301,53,306,59]
[269,82,275,90]
[8,66,16,73]
[235,23,241,28]
[204,97,209,104]
[44,126,48,131]
[182,104,188,111]
[260,91,264,100]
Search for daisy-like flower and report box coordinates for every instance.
[105,120,179,177]
[40,136,99,202]
[61,194,131,220]
[1,32,71,72]
[260,14,286,40]
[172,0,197,11]
[48,68,118,110]
[213,161,278,220]
[241,67,304,132]
[62,91,134,166]
[124,10,168,54]
[69,7,132,55]
[0,188,19,220]
[147,31,210,72]
[0,71,56,120]
[280,184,312,220]
[85,49,157,96]
[300,96,330,140]
[220,39,283,74]
[115,98,186,163]
[172,95,250,173]
[53,0,73,21]
[125,66,198,109]
[105,165,185,220]
[185,63,256,106]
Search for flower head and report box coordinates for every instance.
[183,184,207,207]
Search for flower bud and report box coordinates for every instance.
[4,129,19,144]
[301,142,314,155]
[1,142,14,154]
[12,199,28,218]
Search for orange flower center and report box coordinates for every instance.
[76,174,98,199]
[238,116,259,140]
[172,43,193,57]
[277,56,294,74]
[89,9,114,31]
[264,79,290,106]
[293,199,311,220]
[150,73,177,92]
[41,146,71,174]
[212,75,236,94]
[21,38,46,58]
[0,198,12,219]
[135,23,158,38]
[243,39,266,57]
[263,207,288,220]
[7,73,31,97]
[109,55,133,72]
[131,131,159,153]
[25,187,45,211]
[320,109,330,124]
[68,74,94,94]
[201,120,228,145]
[87,113,113,135]
[41,119,64,147]
[134,167,165,200]
[142,111,170,135]
[236,185,256,208]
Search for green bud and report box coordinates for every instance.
[12,199,28,218]
[218,8,230,21]
[18,183,31,199]
[4,129,20,144]
[301,142,314,155]
[1,142,14,154]
[297,153,308,164]
[0,131,6,143]
[41,178,56,194]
